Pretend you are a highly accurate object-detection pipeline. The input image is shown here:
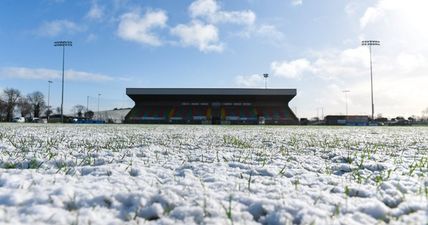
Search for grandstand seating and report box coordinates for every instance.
[169,105,209,121]
[125,88,299,125]
[127,104,296,124]
[223,106,258,121]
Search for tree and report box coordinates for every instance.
[27,91,46,118]
[423,107,428,120]
[45,108,53,118]
[72,105,85,118]
[84,110,94,119]
[2,88,21,122]
[0,98,7,121]
[17,97,32,118]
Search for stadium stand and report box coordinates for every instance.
[125,88,298,125]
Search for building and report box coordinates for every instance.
[125,88,298,125]
[325,115,369,126]
[94,108,131,123]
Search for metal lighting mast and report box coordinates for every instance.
[321,107,324,120]
[97,93,101,120]
[87,96,89,112]
[316,107,324,120]
[263,73,269,89]
[47,80,53,121]
[343,90,350,116]
[54,41,72,123]
[362,40,380,120]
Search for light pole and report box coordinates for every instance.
[86,96,89,112]
[362,40,380,120]
[263,73,269,89]
[47,80,53,122]
[316,108,319,120]
[321,107,324,120]
[343,90,350,116]
[316,107,324,120]
[97,93,101,120]
[54,41,72,123]
[86,96,90,119]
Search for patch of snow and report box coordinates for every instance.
[0,124,426,224]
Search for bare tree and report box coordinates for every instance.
[84,110,94,119]
[45,108,53,118]
[423,107,428,120]
[17,97,32,118]
[0,98,7,121]
[72,105,85,118]
[2,88,21,122]
[27,91,46,118]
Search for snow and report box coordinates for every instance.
[0,124,427,224]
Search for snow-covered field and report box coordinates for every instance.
[0,124,427,225]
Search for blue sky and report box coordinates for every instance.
[1,0,427,118]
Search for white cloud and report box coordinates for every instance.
[179,0,257,52]
[86,1,104,20]
[255,25,284,40]
[189,0,256,25]
[36,20,83,37]
[357,0,428,116]
[171,21,223,53]
[312,47,369,79]
[235,74,264,87]
[360,0,402,28]
[0,67,114,82]
[339,71,428,117]
[189,0,218,18]
[360,0,428,40]
[174,0,283,51]
[271,46,428,117]
[239,24,285,43]
[360,7,383,28]
[291,0,303,6]
[216,10,256,25]
[270,0,428,117]
[345,2,358,15]
[271,47,369,79]
[86,33,97,42]
[394,53,427,73]
[271,58,313,78]
[48,0,65,3]
[261,0,428,118]
[117,10,167,46]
